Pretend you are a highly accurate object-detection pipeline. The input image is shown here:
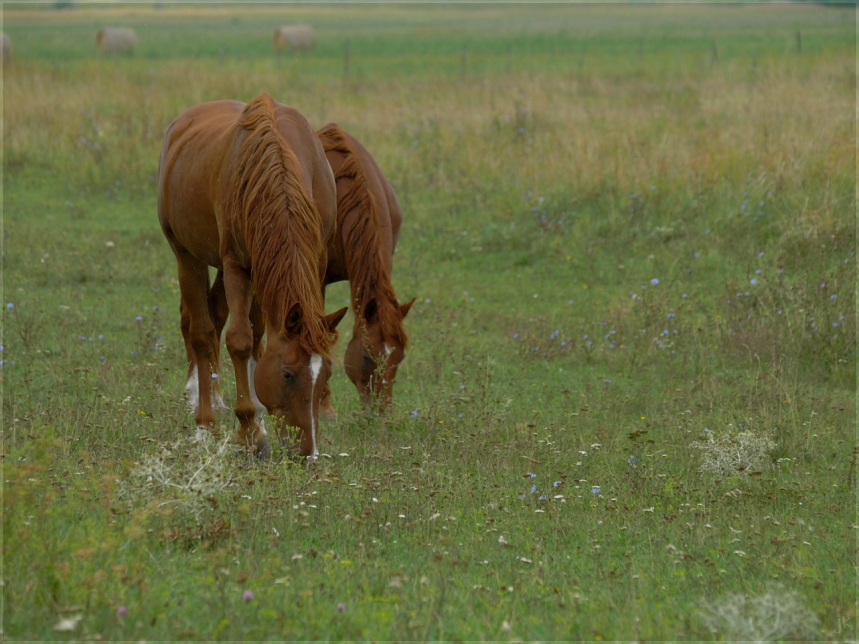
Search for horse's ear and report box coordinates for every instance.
[363,298,378,323]
[285,303,303,335]
[326,307,348,332]
[400,298,416,319]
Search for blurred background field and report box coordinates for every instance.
[2,3,855,641]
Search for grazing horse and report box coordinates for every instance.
[316,123,413,406]
[158,93,347,459]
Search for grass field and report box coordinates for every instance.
[2,3,856,640]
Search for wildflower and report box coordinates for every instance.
[682,293,689,299]
[553,481,561,487]
[513,333,519,339]
[750,279,757,286]
[243,590,254,602]
[667,312,675,319]
[518,494,526,500]
[704,428,711,433]
[6,303,13,309]
[830,294,837,301]
[560,341,567,348]
[628,455,637,465]
[820,282,826,289]
[135,315,143,322]
[661,329,669,336]
[117,606,128,617]
[528,472,536,479]
[337,602,345,613]
[411,411,418,418]
[591,486,601,494]
[694,252,700,259]
[211,373,218,380]
[530,485,537,494]
[651,278,659,286]
[758,252,764,258]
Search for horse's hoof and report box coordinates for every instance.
[255,436,271,459]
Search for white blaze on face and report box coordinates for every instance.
[185,365,200,413]
[248,357,267,435]
[308,353,323,461]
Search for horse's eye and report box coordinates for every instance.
[282,370,295,385]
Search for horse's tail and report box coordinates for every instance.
[228,93,333,356]
[317,123,408,349]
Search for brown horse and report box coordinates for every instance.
[158,93,347,459]
[316,123,413,406]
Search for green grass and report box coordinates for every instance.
[2,3,856,641]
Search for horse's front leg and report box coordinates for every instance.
[222,258,269,456]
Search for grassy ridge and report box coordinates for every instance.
[2,4,856,641]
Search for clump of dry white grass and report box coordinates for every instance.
[695,429,775,479]
[698,584,820,642]
[120,435,237,521]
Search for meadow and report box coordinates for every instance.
[2,3,856,640]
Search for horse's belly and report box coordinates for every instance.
[170,200,223,268]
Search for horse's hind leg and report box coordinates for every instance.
[180,286,227,412]
[208,270,230,410]
[174,253,219,439]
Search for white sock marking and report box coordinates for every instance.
[185,365,200,413]
[248,357,267,436]
[308,353,323,460]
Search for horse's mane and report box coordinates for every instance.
[316,123,408,349]
[227,94,334,357]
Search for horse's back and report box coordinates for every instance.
[319,123,399,254]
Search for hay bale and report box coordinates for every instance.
[273,25,315,53]
[1,32,11,64]
[96,27,137,56]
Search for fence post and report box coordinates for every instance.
[343,38,350,79]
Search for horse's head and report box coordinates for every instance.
[253,305,348,460]
[344,298,414,407]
